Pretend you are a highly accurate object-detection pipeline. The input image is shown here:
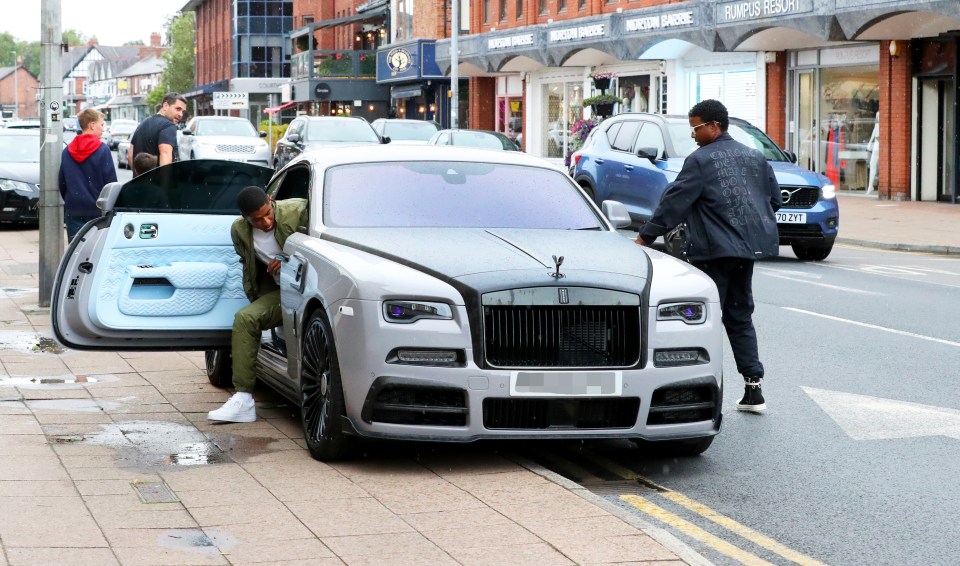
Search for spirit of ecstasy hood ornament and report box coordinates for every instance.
[550,255,565,279]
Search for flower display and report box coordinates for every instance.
[590,71,617,80]
[564,117,601,167]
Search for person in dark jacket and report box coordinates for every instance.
[637,99,782,413]
[58,108,117,242]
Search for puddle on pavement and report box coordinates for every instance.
[0,330,67,354]
[0,376,98,386]
[157,529,224,556]
[81,421,230,471]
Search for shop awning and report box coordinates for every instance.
[263,101,295,115]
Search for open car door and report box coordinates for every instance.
[52,160,275,351]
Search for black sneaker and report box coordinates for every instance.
[736,377,766,413]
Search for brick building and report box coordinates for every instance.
[0,64,39,120]
[434,0,960,203]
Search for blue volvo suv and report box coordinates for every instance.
[571,113,839,261]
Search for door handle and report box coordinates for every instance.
[595,158,604,165]
[624,165,634,171]
[288,253,307,293]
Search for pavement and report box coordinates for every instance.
[0,192,955,566]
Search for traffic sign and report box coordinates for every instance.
[212,92,249,110]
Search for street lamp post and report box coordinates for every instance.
[11,50,18,119]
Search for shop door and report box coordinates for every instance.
[794,71,817,171]
[918,78,957,202]
[542,82,583,159]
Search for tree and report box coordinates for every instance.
[62,29,87,46]
[146,11,195,109]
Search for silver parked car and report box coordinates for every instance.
[179,116,271,166]
[370,118,439,144]
[272,116,382,169]
[52,147,723,461]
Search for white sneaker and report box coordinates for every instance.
[207,392,256,423]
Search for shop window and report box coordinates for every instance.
[617,75,651,113]
[542,82,583,159]
[818,65,879,191]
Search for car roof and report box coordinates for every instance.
[606,112,753,126]
[297,144,554,170]
[0,127,41,134]
[300,116,370,122]
[191,116,248,121]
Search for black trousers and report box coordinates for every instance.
[692,258,764,379]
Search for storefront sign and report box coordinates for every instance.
[716,0,812,24]
[549,24,606,43]
[230,78,290,93]
[623,11,695,33]
[212,91,249,110]
[376,40,445,83]
[819,45,879,66]
[488,33,534,50]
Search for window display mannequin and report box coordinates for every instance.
[866,112,880,194]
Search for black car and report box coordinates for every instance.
[272,116,383,168]
[0,130,41,225]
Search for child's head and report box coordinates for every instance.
[132,152,158,176]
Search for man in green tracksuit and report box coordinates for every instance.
[208,186,307,423]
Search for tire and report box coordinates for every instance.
[205,349,233,388]
[792,242,833,261]
[300,310,352,461]
[633,436,714,457]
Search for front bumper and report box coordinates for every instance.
[0,192,39,224]
[777,200,839,245]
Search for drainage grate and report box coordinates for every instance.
[132,481,180,504]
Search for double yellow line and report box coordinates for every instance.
[570,447,826,565]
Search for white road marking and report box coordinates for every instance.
[802,387,960,441]
[784,307,960,348]
[759,271,885,295]
[807,262,960,290]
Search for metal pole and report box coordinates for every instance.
[39,0,64,307]
[11,51,18,119]
[450,0,459,129]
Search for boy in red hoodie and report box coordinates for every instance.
[58,108,117,242]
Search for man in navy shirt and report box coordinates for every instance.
[127,92,187,167]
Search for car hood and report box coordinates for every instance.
[661,157,828,187]
[0,162,40,188]
[323,227,650,292]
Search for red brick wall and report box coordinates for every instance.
[878,40,911,201]
[194,0,232,86]
[468,76,496,130]
[765,52,786,147]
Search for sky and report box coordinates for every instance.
[6,0,188,46]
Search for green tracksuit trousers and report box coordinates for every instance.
[231,289,282,393]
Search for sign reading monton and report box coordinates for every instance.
[716,0,812,24]
[488,33,535,50]
[212,91,249,110]
[548,23,606,43]
[623,10,695,33]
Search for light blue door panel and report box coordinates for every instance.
[88,212,246,330]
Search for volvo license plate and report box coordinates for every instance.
[776,212,806,224]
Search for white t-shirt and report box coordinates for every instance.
[252,228,282,283]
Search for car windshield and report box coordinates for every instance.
[0,134,40,162]
[665,121,788,161]
[113,160,274,213]
[324,161,603,229]
[452,131,511,151]
[195,120,257,137]
[384,121,438,141]
[307,120,379,143]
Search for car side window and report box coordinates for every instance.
[605,123,622,146]
[437,132,450,145]
[633,123,666,159]
[272,164,311,201]
[287,120,302,138]
[611,121,640,153]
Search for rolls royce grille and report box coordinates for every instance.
[483,305,640,368]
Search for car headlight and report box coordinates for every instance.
[0,179,38,197]
[821,183,836,199]
[657,302,706,324]
[383,300,453,324]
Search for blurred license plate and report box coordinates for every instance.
[776,212,806,224]
[511,371,621,396]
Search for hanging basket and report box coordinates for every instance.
[592,102,614,117]
[592,77,611,91]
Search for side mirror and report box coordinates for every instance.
[636,146,659,162]
[601,200,631,229]
[784,150,798,163]
[381,135,391,144]
[181,129,193,136]
[259,131,267,138]
[286,133,300,144]
[97,181,125,213]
